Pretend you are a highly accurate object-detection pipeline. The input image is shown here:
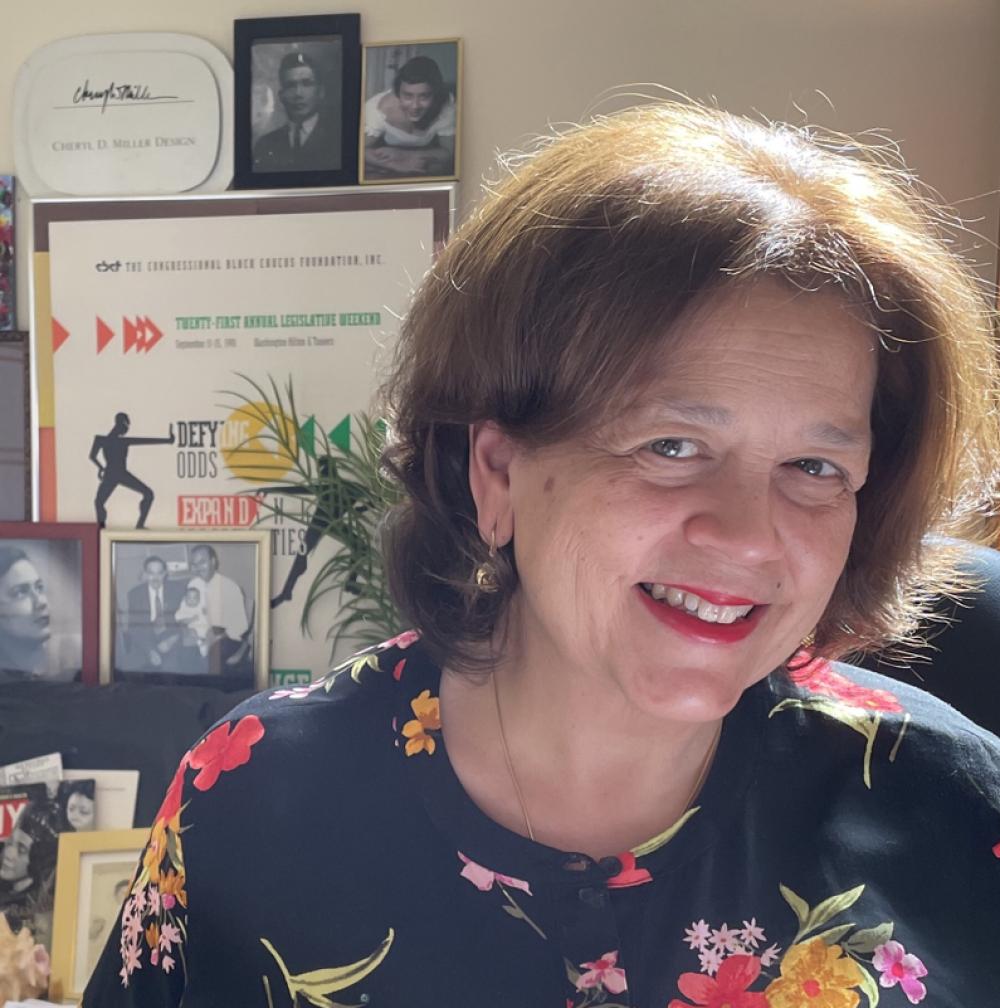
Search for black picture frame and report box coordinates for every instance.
[233,14,362,190]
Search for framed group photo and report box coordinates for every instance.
[0,522,99,684]
[49,827,148,1003]
[233,13,361,189]
[100,530,270,690]
[360,38,461,184]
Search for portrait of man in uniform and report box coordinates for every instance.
[251,45,343,174]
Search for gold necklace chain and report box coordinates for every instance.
[492,669,536,841]
[491,670,722,848]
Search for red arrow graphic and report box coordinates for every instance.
[96,317,115,354]
[52,318,70,353]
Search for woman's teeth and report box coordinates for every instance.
[643,583,754,624]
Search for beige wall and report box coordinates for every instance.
[4,0,999,326]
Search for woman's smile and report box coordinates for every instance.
[636,583,767,644]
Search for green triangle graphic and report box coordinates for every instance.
[298,416,318,458]
[329,415,351,454]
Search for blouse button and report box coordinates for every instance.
[577,886,610,909]
[598,855,622,877]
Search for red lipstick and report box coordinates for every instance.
[667,584,759,606]
[636,586,765,644]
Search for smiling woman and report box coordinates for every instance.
[84,102,1000,1007]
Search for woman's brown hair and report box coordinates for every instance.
[379,101,1000,671]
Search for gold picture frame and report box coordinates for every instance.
[99,528,272,690]
[49,826,148,1003]
[359,37,462,184]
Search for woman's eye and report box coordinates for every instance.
[649,438,698,459]
[793,458,840,478]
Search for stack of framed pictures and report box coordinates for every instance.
[29,177,452,688]
[233,15,461,188]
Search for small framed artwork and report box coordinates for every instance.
[100,529,271,690]
[0,331,30,520]
[0,176,13,331]
[233,13,361,189]
[49,826,148,1003]
[360,38,461,184]
[0,522,99,683]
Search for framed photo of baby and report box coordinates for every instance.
[360,38,461,184]
[99,530,270,691]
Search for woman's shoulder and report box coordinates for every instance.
[364,90,391,133]
[433,94,457,135]
[765,651,1000,809]
[199,631,428,761]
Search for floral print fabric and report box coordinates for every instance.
[83,637,1000,1007]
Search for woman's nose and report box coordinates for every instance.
[682,473,781,566]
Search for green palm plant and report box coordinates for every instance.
[220,373,403,655]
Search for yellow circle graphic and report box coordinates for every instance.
[219,401,298,482]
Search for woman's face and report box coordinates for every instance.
[485,280,877,724]
[66,792,95,831]
[0,559,51,645]
[0,827,32,882]
[398,81,434,123]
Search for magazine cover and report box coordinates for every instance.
[0,783,57,948]
[0,779,96,954]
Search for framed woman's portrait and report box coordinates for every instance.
[360,38,462,184]
[0,522,99,684]
[100,529,270,691]
[49,827,148,1004]
[232,13,361,189]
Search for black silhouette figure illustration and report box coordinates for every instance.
[258,457,369,609]
[89,413,175,528]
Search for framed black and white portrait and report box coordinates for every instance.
[100,530,270,691]
[233,14,361,189]
[50,827,148,1004]
[360,39,461,184]
[0,522,98,684]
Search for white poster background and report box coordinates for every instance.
[47,206,435,678]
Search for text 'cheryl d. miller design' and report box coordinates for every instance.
[68,80,184,113]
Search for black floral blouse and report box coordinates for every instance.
[83,632,1000,1008]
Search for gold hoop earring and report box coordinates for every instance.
[800,629,816,649]
[474,526,500,593]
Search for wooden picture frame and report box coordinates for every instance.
[233,13,362,189]
[0,330,30,520]
[0,521,99,683]
[100,529,271,690]
[49,827,148,1003]
[360,38,461,185]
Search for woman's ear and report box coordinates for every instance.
[468,422,515,546]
